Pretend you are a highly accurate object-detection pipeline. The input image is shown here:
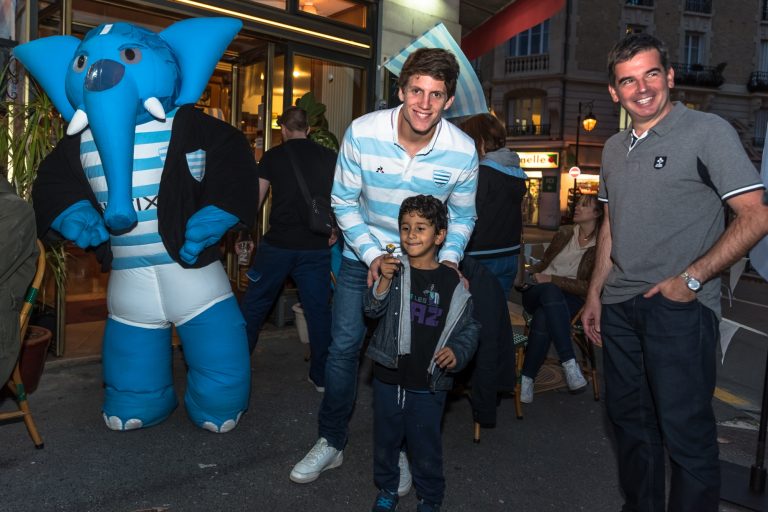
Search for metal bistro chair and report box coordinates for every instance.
[0,240,47,449]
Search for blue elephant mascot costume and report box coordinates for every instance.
[14,18,258,433]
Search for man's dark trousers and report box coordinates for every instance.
[240,240,331,386]
[602,293,720,512]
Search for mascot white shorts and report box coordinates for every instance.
[107,260,233,328]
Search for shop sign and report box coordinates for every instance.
[518,152,559,168]
[568,166,581,178]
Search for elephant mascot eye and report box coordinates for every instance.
[120,47,142,64]
[73,54,88,72]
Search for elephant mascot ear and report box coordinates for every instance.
[12,35,81,121]
[160,17,242,106]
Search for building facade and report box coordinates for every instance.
[476,0,767,227]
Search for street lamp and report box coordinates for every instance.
[571,100,597,219]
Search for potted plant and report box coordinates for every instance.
[296,91,340,152]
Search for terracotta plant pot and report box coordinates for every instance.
[18,325,53,395]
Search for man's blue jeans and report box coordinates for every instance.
[318,256,369,450]
[240,240,331,386]
[603,293,719,512]
[475,254,518,300]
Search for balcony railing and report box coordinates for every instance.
[671,62,725,87]
[505,54,549,74]
[507,123,550,137]
[684,0,711,13]
[748,71,768,92]
[625,0,654,6]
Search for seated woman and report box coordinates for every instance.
[517,194,603,403]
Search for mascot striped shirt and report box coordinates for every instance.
[80,108,206,270]
[332,104,478,266]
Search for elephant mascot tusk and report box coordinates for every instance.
[15,18,259,433]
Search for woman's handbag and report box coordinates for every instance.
[285,145,336,236]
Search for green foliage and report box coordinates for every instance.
[295,91,339,153]
[1,71,64,201]
[1,62,68,288]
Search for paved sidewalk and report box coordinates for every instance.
[1,320,760,511]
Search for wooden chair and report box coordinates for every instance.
[0,240,47,449]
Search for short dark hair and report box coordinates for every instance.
[459,113,508,156]
[398,48,460,99]
[277,106,309,132]
[607,33,669,86]
[398,195,448,234]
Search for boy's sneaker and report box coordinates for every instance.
[289,437,343,483]
[398,451,412,496]
[562,358,588,392]
[371,489,399,512]
[416,499,441,511]
[519,375,534,404]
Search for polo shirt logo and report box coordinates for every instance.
[653,156,667,169]
[433,169,451,186]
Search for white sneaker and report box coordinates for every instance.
[308,376,325,393]
[562,358,588,392]
[398,451,412,496]
[289,437,343,483]
[520,375,534,404]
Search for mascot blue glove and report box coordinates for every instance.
[51,200,110,249]
[180,206,238,265]
[16,17,259,433]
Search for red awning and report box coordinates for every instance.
[461,0,566,61]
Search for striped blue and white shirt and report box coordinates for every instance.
[81,108,206,270]
[331,105,478,266]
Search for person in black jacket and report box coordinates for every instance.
[460,114,527,300]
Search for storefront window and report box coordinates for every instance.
[241,60,268,161]
[299,0,367,29]
[292,54,366,145]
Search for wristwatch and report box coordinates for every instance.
[680,271,702,292]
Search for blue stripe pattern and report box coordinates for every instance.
[80,108,181,270]
[331,106,478,266]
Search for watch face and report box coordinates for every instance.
[687,278,702,291]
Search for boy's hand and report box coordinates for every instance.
[378,255,401,280]
[434,347,457,369]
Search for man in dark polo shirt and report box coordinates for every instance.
[582,33,768,511]
[240,107,337,391]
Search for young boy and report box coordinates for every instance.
[363,195,480,512]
